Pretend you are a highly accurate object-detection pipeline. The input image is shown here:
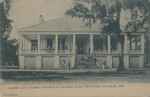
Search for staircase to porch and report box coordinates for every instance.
[73,55,100,69]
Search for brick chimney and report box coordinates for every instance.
[39,15,44,23]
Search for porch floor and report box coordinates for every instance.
[1,68,150,73]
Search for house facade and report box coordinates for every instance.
[18,17,145,69]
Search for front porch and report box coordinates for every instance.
[18,33,145,69]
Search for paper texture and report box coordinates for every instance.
[1,0,150,97]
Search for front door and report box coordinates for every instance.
[76,39,85,55]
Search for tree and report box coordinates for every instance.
[0,0,12,66]
[123,0,150,65]
[3,37,18,66]
[65,0,150,71]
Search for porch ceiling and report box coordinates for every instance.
[23,34,38,40]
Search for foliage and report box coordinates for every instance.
[2,38,18,65]
[66,0,123,35]
[66,0,150,70]
[123,0,150,32]
[0,0,16,66]
[0,0,12,34]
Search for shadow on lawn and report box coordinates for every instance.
[1,70,147,82]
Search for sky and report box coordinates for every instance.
[9,0,73,39]
[9,0,129,39]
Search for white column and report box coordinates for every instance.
[124,55,129,68]
[38,34,40,53]
[19,34,23,54]
[124,33,128,54]
[22,37,24,51]
[139,55,144,68]
[73,34,76,54]
[55,34,58,54]
[141,34,145,54]
[107,55,112,68]
[124,33,129,68]
[90,34,93,55]
[72,34,76,66]
[107,34,111,54]
[139,34,145,68]
[107,34,112,68]
[19,56,24,69]
[36,56,41,69]
[54,56,59,68]
[54,34,59,68]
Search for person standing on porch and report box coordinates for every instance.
[93,54,98,65]
[68,60,71,69]
[47,45,51,51]
[69,45,72,53]
[76,46,78,54]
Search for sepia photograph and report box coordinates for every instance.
[0,0,150,97]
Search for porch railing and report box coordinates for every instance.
[94,50,108,54]
[20,50,73,54]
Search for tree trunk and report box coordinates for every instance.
[115,2,126,71]
[0,2,4,66]
[0,30,3,66]
[117,34,126,71]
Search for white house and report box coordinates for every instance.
[18,17,145,69]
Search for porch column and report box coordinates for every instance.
[107,34,112,68]
[19,34,23,54]
[124,33,129,68]
[54,34,59,68]
[22,37,24,51]
[124,33,128,54]
[55,34,58,54]
[54,56,59,68]
[141,34,145,54]
[72,34,76,67]
[38,34,41,53]
[36,56,41,69]
[139,55,144,68]
[90,34,93,55]
[139,34,145,68]
[19,55,24,69]
[73,34,76,54]
[107,34,111,54]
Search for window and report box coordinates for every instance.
[94,38,103,50]
[31,40,38,51]
[94,36,107,50]
[111,36,117,50]
[58,39,65,50]
[129,35,141,50]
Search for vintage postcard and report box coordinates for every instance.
[0,0,150,97]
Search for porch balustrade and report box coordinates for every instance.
[21,49,74,54]
[93,50,108,54]
[22,50,38,54]
[58,50,74,54]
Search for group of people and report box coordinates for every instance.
[43,44,72,52]
[64,45,72,52]
[77,53,108,69]
[41,45,54,51]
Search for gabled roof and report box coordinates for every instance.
[19,17,101,32]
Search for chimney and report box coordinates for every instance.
[39,15,44,23]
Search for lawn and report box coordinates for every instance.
[1,69,150,84]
